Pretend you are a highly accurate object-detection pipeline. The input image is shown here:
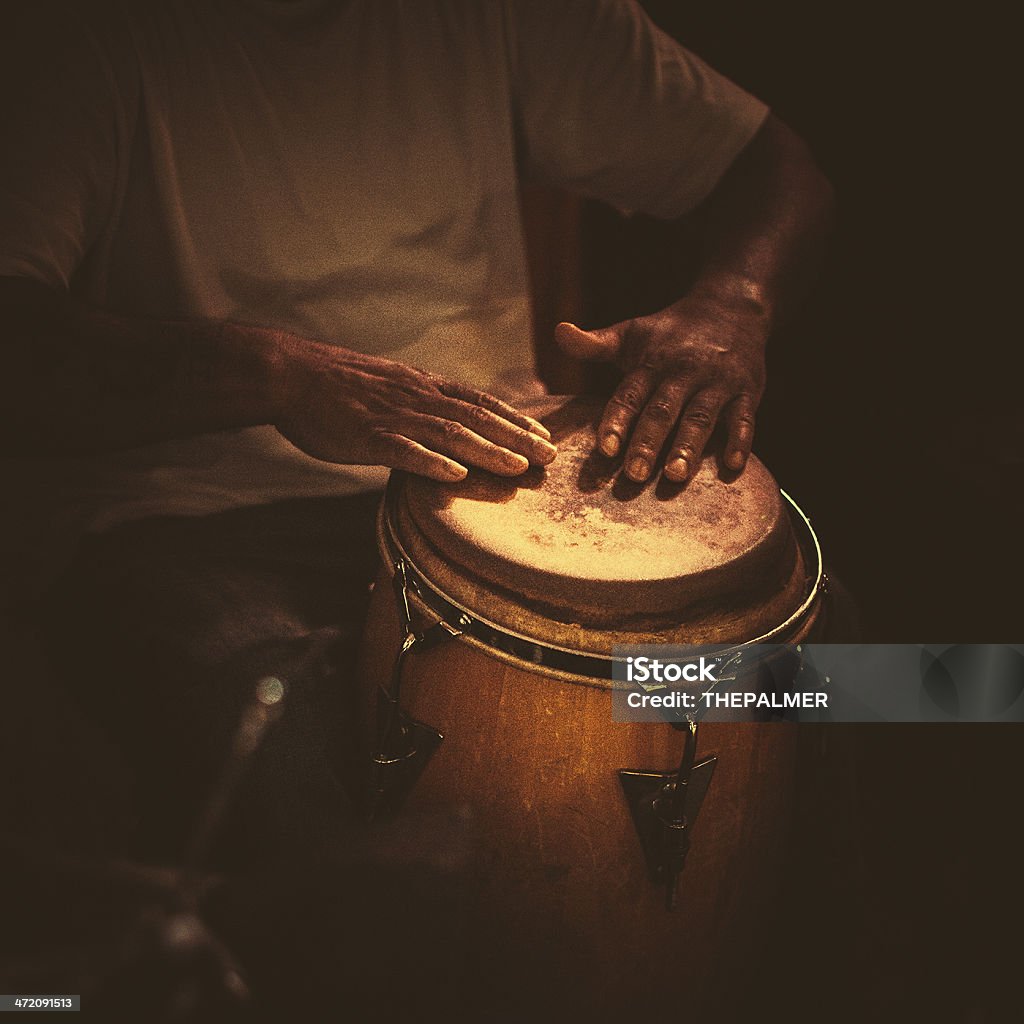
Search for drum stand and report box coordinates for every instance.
[2,675,288,1020]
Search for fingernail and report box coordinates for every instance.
[537,439,558,463]
[727,450,745,470]
[508,453,530,472]
[627,457,650,481]
[446,462,468,480]
[528,418,552,440]
[600,431,621,457]
[666,457,689,480]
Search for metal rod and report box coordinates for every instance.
[179,675,286,899]
[669,719,698,822]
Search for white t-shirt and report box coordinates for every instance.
[0,0,767,590]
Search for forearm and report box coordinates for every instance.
[0,276,556,478]
[0,277,284,456]
[686,113,834,328]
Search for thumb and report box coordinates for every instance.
[554,321,624,363]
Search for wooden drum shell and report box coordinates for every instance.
[359,570,802,1017]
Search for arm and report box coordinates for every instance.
[0,277,555,479]
[555,114,834,482]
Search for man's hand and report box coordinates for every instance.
[0,276,555,477]
[555,291,767,483]
[551,114,832,486]
[270,335,556,482]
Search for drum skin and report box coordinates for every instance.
[357,398,820,1018]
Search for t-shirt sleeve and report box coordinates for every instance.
[507,0,769,218]
[0,7,124,290]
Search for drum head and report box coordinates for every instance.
[388,396,819,651]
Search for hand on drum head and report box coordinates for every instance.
[270,337,557,481]
[555,293,768,484]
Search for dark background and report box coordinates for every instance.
[580,4,1020,1020]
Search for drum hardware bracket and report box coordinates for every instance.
[619,719,717,911]
[368,559,459,820]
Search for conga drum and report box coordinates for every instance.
[357,396,829,1020]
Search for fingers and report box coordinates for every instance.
[433,396,557,467]
[377,434,468,482]
[597,367,658,458]
[663,391,729,483]
[386,414,536,477]
[376,372,559,482]
[723,395,757,472]
[394,380,558,481]
[622,379,693,483]
[439,380,552,440]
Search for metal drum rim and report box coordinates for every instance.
[377,471,826,687]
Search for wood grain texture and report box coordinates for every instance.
[358,577,799,1017]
